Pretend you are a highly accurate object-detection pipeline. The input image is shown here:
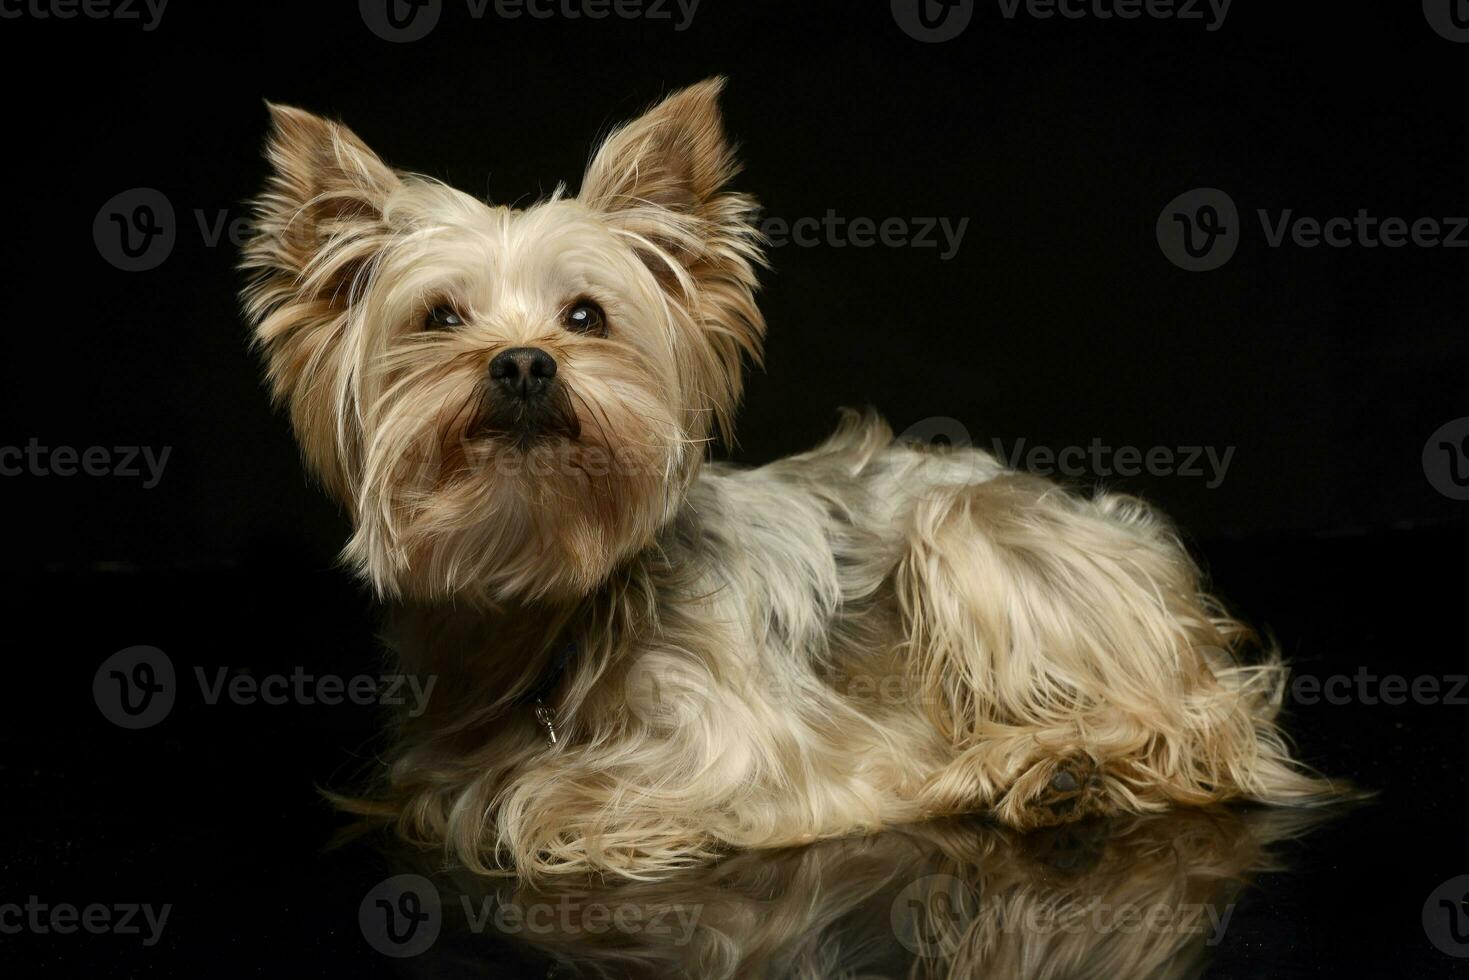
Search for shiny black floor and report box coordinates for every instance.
[4,526,1466,977]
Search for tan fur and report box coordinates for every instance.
[412,807,1336,978]
[242,78,1344,880]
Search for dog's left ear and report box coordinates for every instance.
[582,77,741,218]
[580,77,766,439]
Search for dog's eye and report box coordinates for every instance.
[563,299,607,336]
[425,304,464,330]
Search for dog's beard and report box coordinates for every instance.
[474,380,582,451]
[343,346,689,605]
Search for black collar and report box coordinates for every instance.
[520,640,578,707]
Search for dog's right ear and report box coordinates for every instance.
[242,105,400,496]
[249,104,399,275]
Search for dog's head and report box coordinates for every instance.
[242,79,763,603]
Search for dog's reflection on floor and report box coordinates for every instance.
[395,807,1336,979]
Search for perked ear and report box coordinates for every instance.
[581,76,742,218]
[579,77,766,441]
[241,105,401,495]
[246,103,400,283]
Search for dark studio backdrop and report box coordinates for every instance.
[2,1,1468,976]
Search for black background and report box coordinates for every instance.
[2,0,1466,569]
[2,1,1468,976]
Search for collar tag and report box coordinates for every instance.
[533,698,558,746]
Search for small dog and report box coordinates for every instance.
[243,78,1336,879]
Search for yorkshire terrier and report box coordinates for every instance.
[242,78,1337,879]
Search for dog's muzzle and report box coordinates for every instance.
[479,347,582,449]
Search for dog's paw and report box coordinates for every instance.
[1035,758,1095,815]
[997,753,1111,831]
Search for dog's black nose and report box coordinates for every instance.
[489,347,557,399]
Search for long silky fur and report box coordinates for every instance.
[241,78,1347,881]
